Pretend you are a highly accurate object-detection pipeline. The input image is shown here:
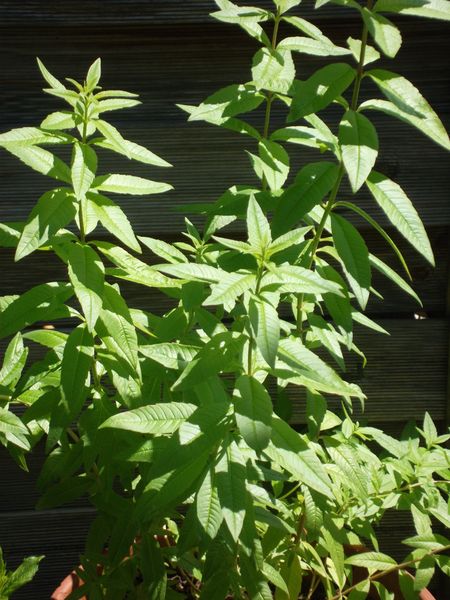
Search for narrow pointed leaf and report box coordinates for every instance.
[71,142,97,199]
[36,58,65,90]
[101,402,197,434]
[215,440,247,541]
[3,145,70,182]
[196,469,223,540]
[67,243,105,331]
[88,191,140,253]
[288,63,355,120]
[85,58,101,92]
[41,111,77,131]
[249,295,280,367]
[93,173,172,195]
[278,36,351,56]
[15,189,76,260]
[332,214,371,309]
[366,171,434,265]
[369,254,421,305]
[361,8,402,57]
[234,374,272,451]
[339,110,378,192]
[374,0,450,21]
[247,194,271,250]
[204,272,256,307]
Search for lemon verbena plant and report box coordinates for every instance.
[1,1,450,598]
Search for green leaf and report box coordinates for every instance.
[140,535,167,600]
[0,333,28,388]
[0,408,30,450]
[247,194,272,250]
[0,282,73,340]
[94,119,172,167]
[274,0,302,13]
[267,226,311,257]
[2,555,44,595]
[67,242,105,331]
[276,337,364,398]
[361,8,402,57]
[234,374,272,451]
[0,127,71,147]
[94,242,177,288]
[157,262,222,283]
[186,84,265,125]
[288,63,355,120]
[332,214,371,309]
[252,48,295,95]
[23,329,68,348]
[139,236,186,263]
[283,15,331,41]
[366,171,434,265]
[196,469,223,540]
[88,191,140,253]
[36,58,65,90]
[204,272,256,308]
[323,528,345,588]
[402,533,449,551]
[345,551,397,572]
[262,562,289,596]
[101,402,197,434]
[211,1,271,44]
[374,0,450,21]
[347,37,380,65]
[272,162,339,235]
[249,294,280,367]
[339,109,378,192]
[93,98,141,114]
[366,69,450,150]
[96,283,140,375]
[278,36,351,56]
[369,253,421,305]
[85,58,101,92]
[15,188,76,260]
[41,111,77,130]
[215,439,247,541]
[71,142,97,199]
[249,140,290,191]
[57,324,94,427]
[265,417,332,497]
[2,145,71,182]
[93,173,173,195]
[262,264,343,296]
[37,474,93,509]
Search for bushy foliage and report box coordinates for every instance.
[0,1,449,598]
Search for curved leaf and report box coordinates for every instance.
[2,145,71,182]
[374,0,450,21]
[101,402,197,434]
[366,171,434,265]
[361,8,402,57]
[339,110,378,193]
[88,191,140,253]
[93,173,173,195]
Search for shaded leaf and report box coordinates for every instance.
[234,374,272,451]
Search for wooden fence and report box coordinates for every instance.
[0,1,448,597]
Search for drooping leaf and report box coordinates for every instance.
[374,0,450,21]
[215,439,247,541]
[0,282,73,340]
[234,374,272,451]
[93,173,173,195]
[101,402,197,434]
[359,98,450,151]
[332,214,371,309]
[56,324,94,428]
[88,191,140,253]
[139,236,186,263]
[366,171,434,265]
[249,140,290,191]
[15,188,76,260]
[339,109,378,192]
[94,119,172,167]
[278,36,351,56]
[2,145,71,182]
[369,254,421,305]
[252,48,296,95]
[288,63,355,120]
[361,8,402,57]
[366,69,450,150]
[0,408,31,451]
[265,416,333,497]
[249,294,280,367]
[67,242,105,331]
[196,468,223,540]
[71,142,97,199]
[276,337,364,398]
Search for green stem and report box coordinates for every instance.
[330,544,450,600]
[296,1,372,337]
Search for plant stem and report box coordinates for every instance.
[330,544,450,600]
[296,1,372,337]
